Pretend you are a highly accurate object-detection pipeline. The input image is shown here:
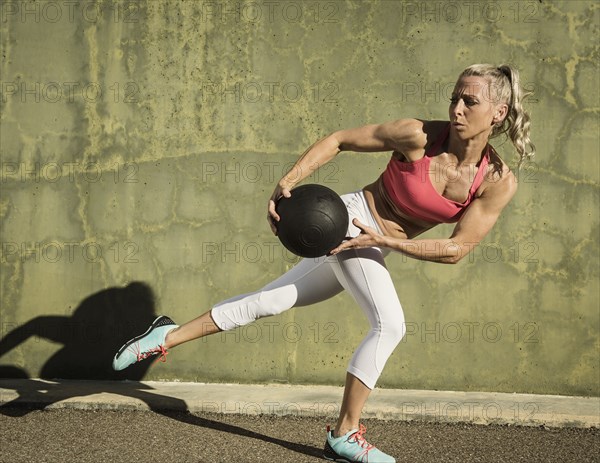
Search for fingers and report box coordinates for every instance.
[329,220,383,255]
[267,201,279,235]
[267,194,279,235]
[330,233,364,254]
[351,218,367,231]
[267,186,292,235]
[351,218,378,238]
[268,199,280,221]
[329,238,356,255]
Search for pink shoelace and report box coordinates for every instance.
[348,425,375,461]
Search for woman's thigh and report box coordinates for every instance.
[329,247,402,328]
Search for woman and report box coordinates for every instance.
[113,64,534,463]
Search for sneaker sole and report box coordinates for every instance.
[114,315,175,359]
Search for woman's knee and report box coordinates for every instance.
[254,286,297,318]
[378,314,406,347]
[211,285,298,330]
[385,321,406,346]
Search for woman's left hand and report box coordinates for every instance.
[329,218,386,255]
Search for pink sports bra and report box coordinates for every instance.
[381,124,490,224]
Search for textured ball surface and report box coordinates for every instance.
[276,184,349,258]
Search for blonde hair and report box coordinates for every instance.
[459,64,535,167]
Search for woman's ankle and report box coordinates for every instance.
[334,422,359,438]
[164,327,179,349]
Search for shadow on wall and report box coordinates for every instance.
[0,282,324,459]
[0,281,158,381]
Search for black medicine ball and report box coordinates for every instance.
[275,184,349,258]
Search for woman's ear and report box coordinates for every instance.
[493,103,509,125]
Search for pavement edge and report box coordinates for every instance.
[0,379,598,428]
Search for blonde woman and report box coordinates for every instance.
[113,64,534,463]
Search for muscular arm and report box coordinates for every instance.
[332,170,518,264]
[278,118,426,190]
[268,119,429,231]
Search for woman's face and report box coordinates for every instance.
[449,76,507,140]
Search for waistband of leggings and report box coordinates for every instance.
[343,190,384,235]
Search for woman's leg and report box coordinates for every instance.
[164,254,345,348]
[112,255,345,372]
[164,310,219,349]
[328,247,406,436]
[336,372,372,436]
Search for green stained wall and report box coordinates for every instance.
[0,1,598,396]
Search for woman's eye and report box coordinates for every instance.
[449,96,478,106]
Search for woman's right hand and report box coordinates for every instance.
[268,183,292,235]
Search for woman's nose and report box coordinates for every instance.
[451,99,464,117]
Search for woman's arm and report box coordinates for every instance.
[268,119,427,232]
[279,118,426,189]
[330,170,519,264]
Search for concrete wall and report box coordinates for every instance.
[0,1,598,396]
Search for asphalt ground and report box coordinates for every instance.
[1,408,598,463]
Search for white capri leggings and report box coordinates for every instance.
[211,191,406,390]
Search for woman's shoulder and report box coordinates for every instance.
[420,119,450,133]
[386,119,449,158]
[482,146,518,195]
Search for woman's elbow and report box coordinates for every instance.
[326,131,344,152]
[448,241,482,264]
[441,255,461,265]
[444,242,471,264]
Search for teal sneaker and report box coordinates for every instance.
[323,424,395,463]
[112,316,178,371]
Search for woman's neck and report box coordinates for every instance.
[447,128,490,165]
